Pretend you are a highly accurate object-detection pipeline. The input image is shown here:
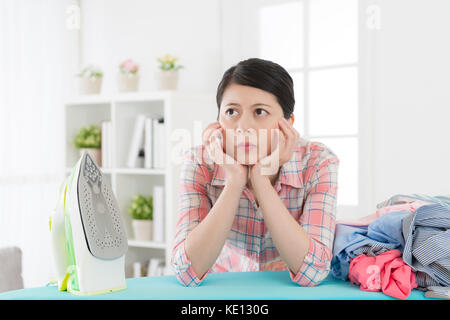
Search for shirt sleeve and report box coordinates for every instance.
[170,147,213,287]
[288,151,339,287]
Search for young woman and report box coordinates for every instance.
[171,58,340,287]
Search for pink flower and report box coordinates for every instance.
[120,58,139,73]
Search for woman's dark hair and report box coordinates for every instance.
[216,58,295,121]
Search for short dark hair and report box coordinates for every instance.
[216,58,295,121]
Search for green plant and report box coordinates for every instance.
[73,125,101,148]
[128,194,153,220]
[157,54,184,71]
[76,64,103,78]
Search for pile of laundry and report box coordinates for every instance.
[331,194,450,299]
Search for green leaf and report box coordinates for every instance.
[128,194,153,220]
[73,124,102,148]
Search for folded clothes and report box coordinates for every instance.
[336,200,427,227]
[376,193,450,210]
[402,202,450,290]
[331,209,414,280]
[425,286,450,299]
[331,194,449,281]
[349,249,418,299]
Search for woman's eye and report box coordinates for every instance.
[225,109,237,116]
[256,108,268,116]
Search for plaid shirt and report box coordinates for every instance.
[171,137,339,287]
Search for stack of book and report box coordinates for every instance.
[147,258,165,277]
[101,120,112,168]
[127,114,166,169]
[133,258,167,277]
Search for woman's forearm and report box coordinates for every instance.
[252,177,311,275]
[185,180,244,279]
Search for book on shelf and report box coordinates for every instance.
[152,118,159,168]
[101,120,112,168]
[151,117,166,169]
[107,121,112,167]
[154,118,165,169]
[144,117,153,169]
[127,114,165,169]
[147,258,165,277]
[126,114,146,168]
[133,262,142,278]
[153,185,165,243]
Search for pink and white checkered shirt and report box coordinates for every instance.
[171,137,339,287]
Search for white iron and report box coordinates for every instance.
[50,151,128,295]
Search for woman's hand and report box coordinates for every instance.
[202,122,249,188]
[250,117,300,184]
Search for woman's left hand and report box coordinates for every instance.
[250,117,300,184]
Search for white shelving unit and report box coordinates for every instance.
[63,90,216,278]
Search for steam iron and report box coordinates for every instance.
[50,151,128,295]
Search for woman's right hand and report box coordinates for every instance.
[202,122,248,189]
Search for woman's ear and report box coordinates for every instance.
[289,114,295,126]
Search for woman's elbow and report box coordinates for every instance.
[170,260,207,287]
[291,256,332,287]
[293,266,331,287]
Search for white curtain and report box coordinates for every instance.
[0,0,71,287]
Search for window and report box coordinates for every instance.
[222,0,366,219]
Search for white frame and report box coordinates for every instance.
[63,91,217,277]
[221,0,375,219]
[296,0,361,219]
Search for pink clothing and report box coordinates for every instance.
[349,249,418,299]
[336,200,428,227]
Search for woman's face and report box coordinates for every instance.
[218,83,294,165]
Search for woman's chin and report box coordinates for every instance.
[235,150,259,165]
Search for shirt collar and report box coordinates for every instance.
[210,143,304,189]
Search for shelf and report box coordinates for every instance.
[128,240,167,249]
[65,95,111,105]
[65,167,114,174]
[112,91,172,103]
[65,90,177,106]
[64,90,217,278]
[115,168,166,175]
[65,167,166,175]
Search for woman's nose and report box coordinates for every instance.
[236,128,256,136]
[236,128,251,134]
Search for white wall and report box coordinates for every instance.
[372,0,450,204]
[79,0,223,95]
[76,0,450,215]
[221,0,450,211]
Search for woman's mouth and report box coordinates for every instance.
[237,142,256,151]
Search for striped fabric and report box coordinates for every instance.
[425,286,450,299]
[171,137,339,287]
[402,202,450,290]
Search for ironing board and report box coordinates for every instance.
[0,270,442,300]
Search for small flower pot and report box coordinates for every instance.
[79,148,102,167]
[79,76,102,95]
[117,72,139,92]
[132,219,153,241]
[155,69,179,90]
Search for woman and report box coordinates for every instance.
[171,58,339,287]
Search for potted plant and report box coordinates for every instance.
[155,53,184,90]
[73,124,102,166]
[128,194,153,241]
[117,58,140,92]
[76,64,103,95]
